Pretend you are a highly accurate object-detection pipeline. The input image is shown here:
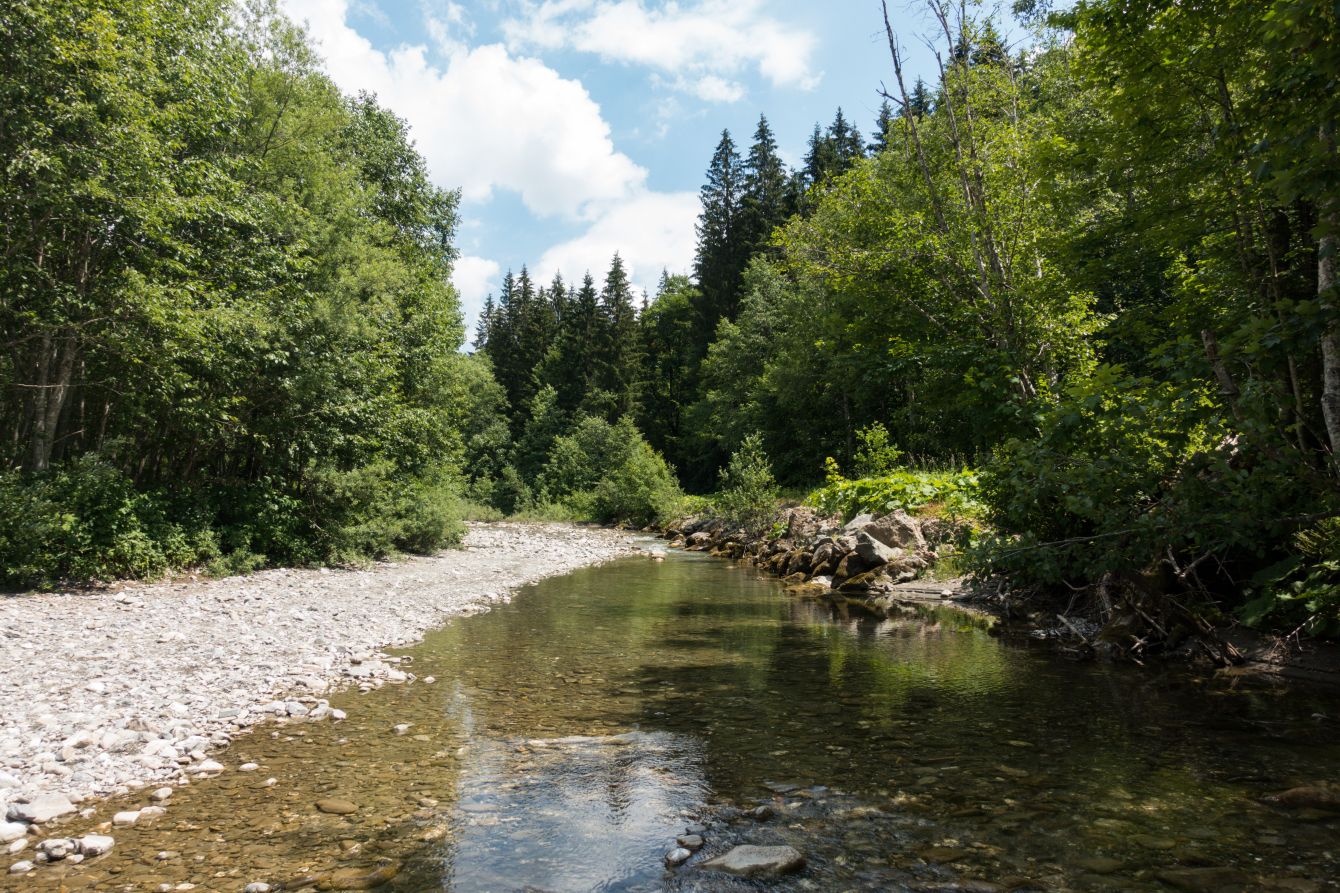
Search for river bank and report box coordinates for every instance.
[0,523,635,834]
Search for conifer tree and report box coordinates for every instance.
[596,254,642,419]
[741,115,790,257]
[540,272,602,415]
[693,129,748,339]
[871,100,895,153]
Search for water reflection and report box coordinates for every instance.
[5,549,1339,893]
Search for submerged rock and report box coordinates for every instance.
[701,844,805,878]
[76,835,114,857]
[6,793,75,824]
[315,798,358,816]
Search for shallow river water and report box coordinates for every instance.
[9,547,1340,892]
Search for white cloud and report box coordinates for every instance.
[504,0,821,101]
[282,0,646,219]
[535,191,701,298]
[451,255,503,337]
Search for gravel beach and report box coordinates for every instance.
[0,522,636,821]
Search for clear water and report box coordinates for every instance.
[10,548,1340,892]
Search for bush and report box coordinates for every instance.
[810,466,981,523]
[713,434,779,531]
[593,439,682,527]
[0,455,218,588]
[970,370,1316,594]
[852,422,904,478]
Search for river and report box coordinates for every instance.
[8,545,1339,892]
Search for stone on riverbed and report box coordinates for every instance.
[1156,867,1255,892]
[112,810,140,826]
[76,835,114,857]
[665,847,692,866]
[315,798,359,815]
[9,860,33,874]
[36,838,77,861]
[701,845,805,878]
[0,822,25,844]
[7,793,75,824]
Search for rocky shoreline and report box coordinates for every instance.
[663,506,969,615]
[0,522,636,850]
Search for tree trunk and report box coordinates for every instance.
[1321,218,1340,463]
[27,333,77,472]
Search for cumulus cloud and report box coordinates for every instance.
[535,191,701,297]
[504,0,821,100]
[282,0,646,219]
[451,255,503,338]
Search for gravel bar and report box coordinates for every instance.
[0,522,637,817]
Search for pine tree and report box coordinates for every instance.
[693,129,748,340]
[904,78,932,118]
[474,294,495,350]
[741,115,790,257]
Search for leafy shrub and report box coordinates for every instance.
[852,422,904,478]
[592,439,682,527]
[0,455,218,588]
[970,370,1315,592]
[1238,519,1340,637]
[713,434,779,531]
[810,465,981,522]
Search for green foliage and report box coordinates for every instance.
[0,0,472,586]
[810,467,981,523]
[1238,520,1340,637]
[713,434,780,531]
[0,456,218,588]
[852,423,904,479]
[973,370,1315,588]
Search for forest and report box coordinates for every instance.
[3,0,1339,642]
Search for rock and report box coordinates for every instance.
[331,709,347,721]
[149,787,173,802]
[862,509,927,551]
[315,798,358,815]
[749,804,775,820]
[665,847,692,866]
[834,552,869,582]
[702,844,805,879]
[139,806,167,819]
[1074,856,1123,874]
[9,860,33,874]
[238,763,260,772]
[36,838,76,860]
[112,810,140,826]
[854,531,900,567]
[5,839,26,856]
[193,759,224,774]
[244,884,273,893]
[0,772,19,789]
[842,513,875,533]
[393,723,412,735]
[314,861,400,889]
[677,834,704,850]
[838,570,894,593]
[1156,867,1255,893]
[76,835,114,857]
[7,793,75,824]
[1272,785,1340,810]
[0,822,26,844]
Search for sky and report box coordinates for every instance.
[277,0,953,341]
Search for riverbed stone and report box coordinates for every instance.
[677,834,704,850]
[315,798,358,815]
[77,835,114,857]
[37,838,76,860]
[149,787,173,802]
[112,810,140,826]
[7,793,75,824]
[1156,867,1255,892]
[0,822,25,844]
[702,844,805,878]
[665,847,692,866]
[9,860,33,874]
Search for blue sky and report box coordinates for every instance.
[278,0,955,338]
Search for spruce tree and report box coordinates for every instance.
[596,254,642,419]
[693,129,748,340]
[541,272,601,415]
[741,115,789,257]
[828,107,864,172]
[871,100,895,154]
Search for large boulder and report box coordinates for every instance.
[842,513,875,534]
[702,845,805,879]
[853,532,901,567]
[861,510,927,552]
[834,552,869,582]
